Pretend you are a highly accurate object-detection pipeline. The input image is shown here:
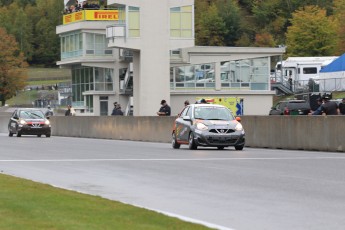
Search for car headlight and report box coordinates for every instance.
[196,123,208,131]
[19,119,27,125]
[45,120,50,125]
[235,122,243,131]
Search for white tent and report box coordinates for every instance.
[318,53,345,91]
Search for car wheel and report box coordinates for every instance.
[188,132,197,150]
[17,132,21,137]
[217,146,224,150]
[9,132,13,137]
[172,132,180,149]
[46,134,51,138]
[37,134,41,137]
[235,144,244,150]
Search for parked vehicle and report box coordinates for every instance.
[8,108,52,137]
[269,100,311,115]
[172,104,245,150]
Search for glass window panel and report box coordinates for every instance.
[170,30,181,37]
[181,30,192,37]
[170,13,181,29]
[79,33,83,49]
[181,6,192,12]
[129,12,140,29]
[181,13,192,29]
[129,30,140,37]
[170,7,180,12]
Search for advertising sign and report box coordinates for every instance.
[63,10,119,24]
[196,97,244,115]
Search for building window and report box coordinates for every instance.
[170,57,270,91]
[86,33,113,56]
[171,63,215,89]
[128,6,140,37]
[170,5,193,38]
[61,31,83,59]
[72,66,114,109]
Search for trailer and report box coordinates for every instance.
[275,56,338,84]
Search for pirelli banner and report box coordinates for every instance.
[63,10,119,24]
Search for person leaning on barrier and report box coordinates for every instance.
[157,100,171,116]
[310,98,323,115]
[320,95,339,115]
[339,98,345,115]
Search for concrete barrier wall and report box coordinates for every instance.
[1,113,344,152]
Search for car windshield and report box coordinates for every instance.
[194,106,234,120]
[19,110,45,119]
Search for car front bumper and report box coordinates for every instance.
[17,125,51,135]
[193,130,245,147]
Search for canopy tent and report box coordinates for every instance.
[318,53,345,91]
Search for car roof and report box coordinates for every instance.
[191,104,226,108]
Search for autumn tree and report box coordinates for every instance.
[333,0,345,55]
[286,5,337,56]
[0,27,28,106]
[254,32,276,47]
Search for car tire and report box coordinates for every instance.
[217,146,224,150]
[188,132,197,150]
[172,132,180,149]
[46,134,51,138]
[17,132,21,137]
[9,132,13,137]
[235,144,244,150]
[37,134,41,137]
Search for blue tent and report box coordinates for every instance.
[320,53,345,73]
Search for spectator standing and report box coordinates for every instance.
[65,105,71,116]
[157,100,171,116]
[45,105,54,118]
[111,102,118,115]
[288,76,293,91]
[320,95,339,115]
[65,105,76,116]
[339,98,345,115]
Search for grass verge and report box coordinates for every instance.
[0,173,211,230]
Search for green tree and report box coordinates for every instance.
[215,0,242,46]
[0,27,28,106]
[31,0,62,66]
[0,2,34,62]
[195,4,228,46]
[286,5,337,56]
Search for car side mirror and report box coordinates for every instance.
[271,106,276,110]
[46,116,50,120]
[13,116,19,120]
[183,116,191,121]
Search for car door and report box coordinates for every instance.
[175,106,192,142]
[8,110,19,133]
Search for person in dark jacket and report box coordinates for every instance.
[339,98,345,115]
[157,99,171,116]
[320,96,339,115]
[111,103,123,116]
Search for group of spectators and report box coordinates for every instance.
[64,0,101,14]
[311,96,345,115]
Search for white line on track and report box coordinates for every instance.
[1,156,345,162]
